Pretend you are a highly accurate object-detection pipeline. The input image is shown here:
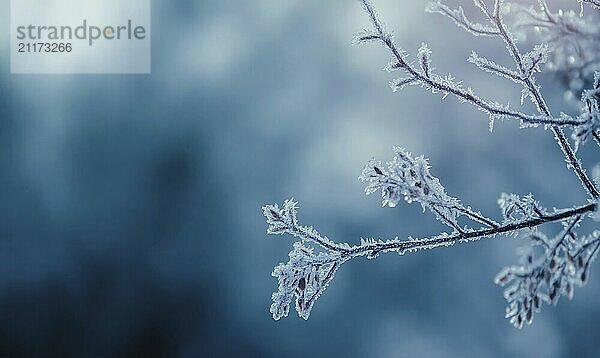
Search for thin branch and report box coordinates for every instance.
[265,198,596,261]
[289,222,350,253]
[344,202,597,259]
[468,51,524,83]
[457,206,499,228]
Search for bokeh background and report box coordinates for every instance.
[1,0,599,357]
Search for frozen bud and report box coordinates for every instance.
[495,268,511,286]
[298,277,306,291]
[526,308,533,324]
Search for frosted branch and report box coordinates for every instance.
[345,202,597,259]
[356,0,585,130]
[263,198,597,320]
[425,1,501,37]
[468,51,523,83]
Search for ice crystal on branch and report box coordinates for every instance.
[522,44,549,78]
[263,199,299,235]
[271,242,341,320]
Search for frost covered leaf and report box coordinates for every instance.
[359,147,458,212]
[263,199,299,235]
[417,43,433,78]
[522,44,549,78]
[360,147,496,231]
[263,199,350,320]
[572,72,600,150]
[591,197,600,222]
[271,242,341,320]
[573,112,599,150]
[496,221,600,328]
[498,193,544,225]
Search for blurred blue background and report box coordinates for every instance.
[1,0,599,357]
